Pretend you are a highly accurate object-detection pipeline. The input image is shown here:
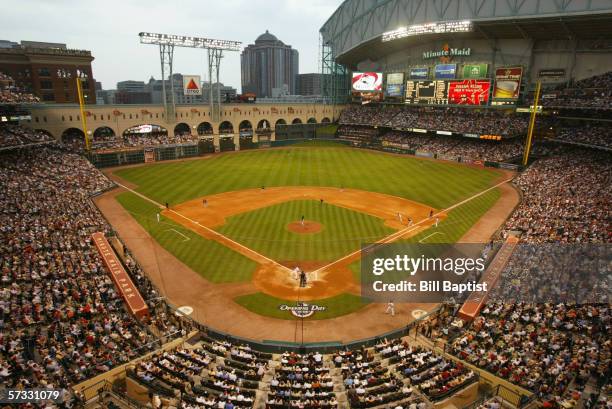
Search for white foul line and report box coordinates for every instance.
[113,181,293,272]
[418,232,444,243]
[166,228,190,242]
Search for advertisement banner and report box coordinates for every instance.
[462,63,488,79]
[493,67,523,99]
[410,67,429,79]
[352,72,383,92]
[448,79,491,105]
[183,75,202,95]
[538,69,565,78]
[386,72,404,85]
[385,84,404,97]
[91,232,149,318]
[434,64,457,79]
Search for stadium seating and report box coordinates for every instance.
[528,71,612,109]
[0,72,40,104]
[0,146,189,400]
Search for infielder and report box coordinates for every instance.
[385,301,396,316]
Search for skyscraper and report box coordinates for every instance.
[241,30,299,98]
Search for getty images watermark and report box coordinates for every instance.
[360,243,610,304]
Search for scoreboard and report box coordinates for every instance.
[405,80,449,104]
[405,79,490,105]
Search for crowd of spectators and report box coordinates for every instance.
[377,339,477,402]
[339,105,529,138]
[554,125,611,149]
[449,303,610,401]
[267,351,338,408]
[0,125,54,149]
[62,131,202,153]
[381,131,524,162]
[336,346,421,408]
[503,147,611,243]
[129,344,257,409]
[0,146,188,395]
[0,72,40,104]
[337,125,380,145]
[533,71,612,109]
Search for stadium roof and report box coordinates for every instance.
[320,0,612,65]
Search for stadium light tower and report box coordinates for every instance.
[139,32,242,123]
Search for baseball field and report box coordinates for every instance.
[99,141,515,341]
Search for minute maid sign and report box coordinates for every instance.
[279,302,327,318]
[423,44,471,60]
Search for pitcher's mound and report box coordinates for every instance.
[287,220,322,234]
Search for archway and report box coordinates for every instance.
[61,128,85,143]
[93,126,115,140]
[239,120,255,150]
[292,118,302,124]
[219,121,234,135]
[321,117,331,123]
[197,122,213,136]
[122,125,168,145]
[307,117,317,124]
[239,120,253,132]
[257,119,271,130]
[274,119,287,128]
[174,122,191,136]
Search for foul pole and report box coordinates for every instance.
[522,80,541,166]
[76,77,90,151]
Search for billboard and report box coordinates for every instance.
[493,67,523,99]
[434,64,457,79]
[405,80,449,104]
[386,72,404,85]
[351,72,383,92]
[386,84,404,97]
[538,69,565,78]
[386,73,404,97]
[448,80,491,105]
[183,75,201,95]
[410,67,429,79]
[462,64,488,79]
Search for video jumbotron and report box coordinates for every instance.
[0,1,610,408]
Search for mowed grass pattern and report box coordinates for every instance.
[115,146,501,209]
[217,200,395,262]
[116,192,258,283]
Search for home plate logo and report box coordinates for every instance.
[183,75,201,95]
[279,302,326,318]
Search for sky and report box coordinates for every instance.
[2,0,343,91]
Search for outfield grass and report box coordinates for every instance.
[115,146,501,209]
[234,292,367,320]
[217,199,395,262]
[116,192,258,283]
